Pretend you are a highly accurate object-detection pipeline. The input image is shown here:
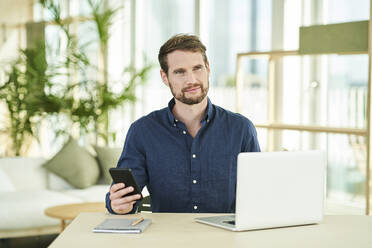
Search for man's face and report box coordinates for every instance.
[160,50,210,105]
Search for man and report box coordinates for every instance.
[106,34,260,214]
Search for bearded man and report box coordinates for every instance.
[106,34,260,214]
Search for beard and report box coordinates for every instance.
[169,81,209,105]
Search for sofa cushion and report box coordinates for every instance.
[0,157,48,190]
[0,190,82,229]
[0,169,15,192]
[63,185,110,202]
[47,172,75,191]
[94,146,122,184]
[43,138,100,189]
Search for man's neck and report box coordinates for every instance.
[172,97,208,137]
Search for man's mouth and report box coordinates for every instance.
[184,86,201,93]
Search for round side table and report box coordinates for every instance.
[45,202,106,232]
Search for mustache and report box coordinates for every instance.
[182,84,202,93]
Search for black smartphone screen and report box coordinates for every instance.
[109,168,143,199]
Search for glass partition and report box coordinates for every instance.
[235,50,369,215]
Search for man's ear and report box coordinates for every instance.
[160,69,169,87]
[205,61,210,74]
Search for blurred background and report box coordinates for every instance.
[0,0,370,221]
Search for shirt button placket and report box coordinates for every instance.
[191,153,198,211]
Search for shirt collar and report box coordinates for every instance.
[167,98,177,124]
[166,97,214,125]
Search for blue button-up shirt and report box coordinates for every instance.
[106,98,260,213]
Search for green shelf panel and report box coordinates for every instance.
[299,21,368,54]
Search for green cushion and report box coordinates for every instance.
[94,145,122,184]
[43,138,100,189]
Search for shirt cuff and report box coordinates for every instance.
[105,192,115,214]
[105,191,140,215]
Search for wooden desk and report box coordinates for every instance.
[49,213,372,248]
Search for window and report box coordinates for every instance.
[134,0,195,116]
[237,0,370,214]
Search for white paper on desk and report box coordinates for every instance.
[93,218,152,234]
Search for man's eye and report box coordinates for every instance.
[175,71,184,74]
[194,66,202,71]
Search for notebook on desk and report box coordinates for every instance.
[93,218,151,234]
[195,150,326,231]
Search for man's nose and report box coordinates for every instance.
[185,71,197,84]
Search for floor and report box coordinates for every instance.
[0,234,58,248]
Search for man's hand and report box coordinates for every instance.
[109,183,142,214]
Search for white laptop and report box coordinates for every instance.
[195,150,326,231]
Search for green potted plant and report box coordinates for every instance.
[0,0,153,156]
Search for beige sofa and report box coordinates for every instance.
[0,157,110,238]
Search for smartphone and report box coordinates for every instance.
[109,168,143,199]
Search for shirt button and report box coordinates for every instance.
[175,119,179,122]
[173,123,176,127]
[194,205,198,210]
[192,154,196,158]
[183,130,187,135]
[207,119,210,123]
[193,180,197,184]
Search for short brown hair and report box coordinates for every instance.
[158,34,208,74]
